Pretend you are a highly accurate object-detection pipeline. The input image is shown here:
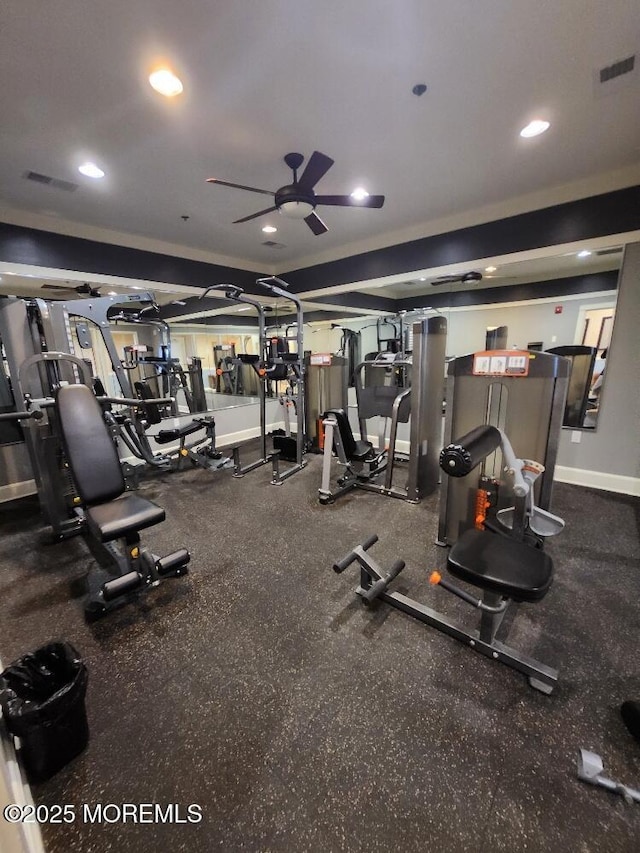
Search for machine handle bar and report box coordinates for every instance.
[360,560,406,604]
[333,534,379,573]
[0,409,43,422]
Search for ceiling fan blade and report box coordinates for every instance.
[304,211,328,235]
[42,284,75,291]
[298,151,334,190]
[233,205,278,224]
[315,194,385,208]
[431,271,483,286]
[206,178,275,197]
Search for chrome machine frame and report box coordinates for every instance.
[200,276,307,485]
[320,316,447,503]
[0,295,172,535]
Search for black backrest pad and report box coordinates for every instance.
[56,384,125,505]
[325,409,357,459]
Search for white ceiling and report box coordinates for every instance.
[0,1,639,272]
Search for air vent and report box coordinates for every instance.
[261,240,286,249]
[599,55,635,84]
[23,171,78,192]
[595,247,622,256]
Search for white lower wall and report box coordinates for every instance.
[3,396,639,502]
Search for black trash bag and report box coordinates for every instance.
[0,642,89,784]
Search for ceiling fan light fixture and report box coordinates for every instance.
[78,162,105,179]
[149,68,183,97]
[262,224,278,233]
[350,187,370,201]
[520,119,550,138]
[279,200,314,219]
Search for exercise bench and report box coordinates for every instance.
[56,383,191,618]
[332,425,562,693]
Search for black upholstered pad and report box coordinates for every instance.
[56,384,125,505]
[155,420,204,445]
[86,494,165,542]
[447,528,553,603]
[352,440,374,461]
[326,409,373,461]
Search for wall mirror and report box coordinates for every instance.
[0,241,622,433]
[350,243,622,431]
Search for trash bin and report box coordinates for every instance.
[0,642,89,784]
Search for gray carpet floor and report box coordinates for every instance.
[0,452,639,852]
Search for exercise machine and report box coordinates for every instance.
[331,324,361,387]
[332,423,564,693]
[304,352,349,452]
[0,298,174,530]
[438,349,569,546]
[56,383,190,619]
[214,344,246,396]
[200,277,307,485]
[124,346,208,416]
[151,415,232,472]
[319,316,447,503]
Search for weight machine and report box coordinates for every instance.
[199,276,307,484]
[0,343,190,617]
[438,349,570,546]
[319,316,446,503]
[332,423,565,694]
[0,295,222,525]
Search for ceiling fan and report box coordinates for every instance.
[206,151,385,235]
[430,271,483,286]
[41,282,102,298]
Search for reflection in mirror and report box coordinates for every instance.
[0,274,261,421]
[360,246,621,431]
[0,242,622,435]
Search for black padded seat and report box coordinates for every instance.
[351,440,374,461]
[326,409,374,461]
[86,494,165,542]
[155,420,204,445]
[448,528,553,603]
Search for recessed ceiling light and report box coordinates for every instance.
[350,187,370,201]
[108,291,118,296]
[577,250,592,258]
[520,119,550,138]
[78,162,105,179]
[485,265,497,273]
[149,68,183,97]
[262,224,278,234]
[419,277,427,282]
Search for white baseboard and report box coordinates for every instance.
[554,465,640,496]
[363,437,640,498]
